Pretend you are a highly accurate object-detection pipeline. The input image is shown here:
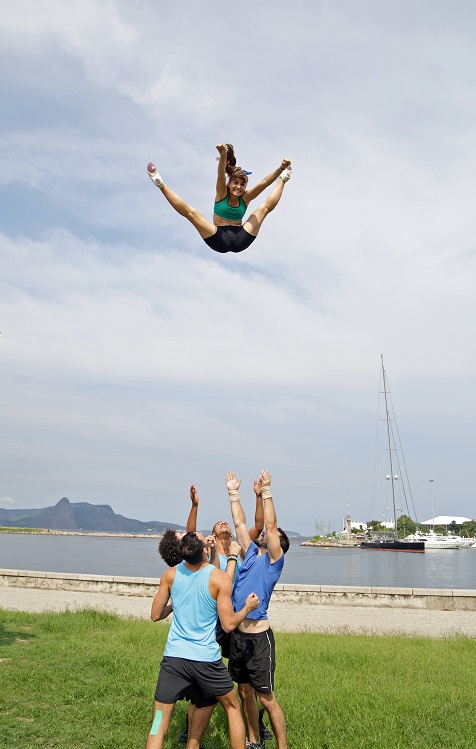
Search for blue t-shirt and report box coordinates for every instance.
[164,562,219,661]
[232,541,284,621]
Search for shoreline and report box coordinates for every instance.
[300,540,358,548]
[0,528,163,538]
[0,530,350,545]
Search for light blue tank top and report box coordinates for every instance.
[218,552,242,582]
[165,562,220,661]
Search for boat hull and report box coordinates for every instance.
[423,541,459,549]
[360,540,425,553]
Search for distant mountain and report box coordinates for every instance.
[0,497,303,537]
[0,497,185,534]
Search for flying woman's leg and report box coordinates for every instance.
[243,167,291,238]
[147,163,216,240]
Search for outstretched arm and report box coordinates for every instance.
[224,539,241,580]
[185,484,199,532]
[215,144,228,201]
[150,567,175,621]
[248,477,264,542]
[244,158,291,203]
[260,469,283,564]
[226,471,252,555]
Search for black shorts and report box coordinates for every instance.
[154,656,234,707]
[228,628,276,694]
[215,619,232,659]
[203,226,256,254]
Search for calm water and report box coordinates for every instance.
[0,533,475,589]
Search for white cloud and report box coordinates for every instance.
[0,497,16,506]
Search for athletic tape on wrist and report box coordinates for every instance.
[228,489,240,503]
[261,486,272,500]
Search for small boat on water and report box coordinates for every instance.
[454,537,474,548]
[404,531,459,550]
[425,536,459,549]
[360,356,425,554]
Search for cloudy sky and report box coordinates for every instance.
[1,1,475,535]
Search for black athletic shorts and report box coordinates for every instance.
[228,628,276,693]
[215,619,232,659]
[154,656,234,707]
[203,225,256,254]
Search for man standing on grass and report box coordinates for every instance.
[225,469,289,749]
[157,484,217,747]
[208,486,272,744]
[145,530,259,749]
[210,480,273,744]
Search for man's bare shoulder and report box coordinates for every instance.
[210,566,228,581]
[210,566,232,590]
[161,566,176,584]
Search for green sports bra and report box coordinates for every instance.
[214,194,247,222]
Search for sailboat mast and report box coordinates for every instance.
[381,355,398,536]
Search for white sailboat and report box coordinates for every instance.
[360,356,425,553]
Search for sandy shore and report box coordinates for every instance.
[1,585,475,638]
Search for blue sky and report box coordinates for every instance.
[1,1,475,535]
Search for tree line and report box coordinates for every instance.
[360,516,476,538]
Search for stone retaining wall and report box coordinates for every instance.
[1,569,475,611]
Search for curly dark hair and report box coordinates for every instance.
[179,532,205,565]
[158,529,183,567]
[224,144,249,184]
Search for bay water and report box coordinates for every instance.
[0,533,474,589]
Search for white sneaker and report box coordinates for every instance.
[147,162,164,188]
[279,165,292,183]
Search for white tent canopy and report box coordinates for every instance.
[421,515,472,527]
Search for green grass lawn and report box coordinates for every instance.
[1,608,475,748]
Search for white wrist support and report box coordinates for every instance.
[228,490,240,503]
[261,485,272,500]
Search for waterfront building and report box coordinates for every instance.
[420,515,471,531]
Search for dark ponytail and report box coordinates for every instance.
[225,144,249,184]
[225,144,237,178]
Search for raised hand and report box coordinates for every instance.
[260,469,271,488]
[281,158,291,170]
[216,144,228,155]
[190,485,199,507]
[226,471,241,492]
[205,535,216,551]
[253,477,262,497]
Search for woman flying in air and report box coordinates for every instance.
[147,144,291,254]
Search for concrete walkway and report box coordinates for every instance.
[2,585,475,638]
